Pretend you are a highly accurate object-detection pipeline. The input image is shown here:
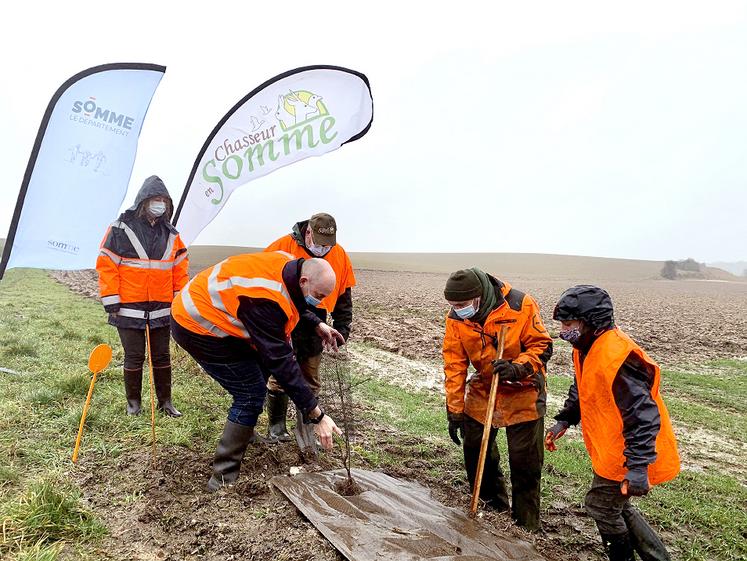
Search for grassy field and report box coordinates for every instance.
[0,269,745,560]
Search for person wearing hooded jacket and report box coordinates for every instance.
[96,176,189,417]
[443,268,553,531]
[546,285,679,561]
[262,213,354,451]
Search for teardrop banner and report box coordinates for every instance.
[173,65,373,246]
[0,63,166,279]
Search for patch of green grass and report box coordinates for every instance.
[0,478,106,554]
[10,541,62,561]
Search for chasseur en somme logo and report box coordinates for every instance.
[47,239,80,255]
[201,89,337,205]
[70,97,135,137]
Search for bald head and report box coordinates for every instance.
[300,258,336,302]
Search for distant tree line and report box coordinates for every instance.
[661,258,703,280]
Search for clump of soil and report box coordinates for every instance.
[334,477,363,496]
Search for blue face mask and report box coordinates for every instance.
[305,294,322,307]
[559,327,581,345]
[454,303,477,319]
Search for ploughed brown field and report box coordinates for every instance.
[57,246,747,368]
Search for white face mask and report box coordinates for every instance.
[308,243,332,257]
[148,201,167,217]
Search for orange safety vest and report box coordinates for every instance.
[264,234,356,314]
[171,251,299,340]
[573,328,680,485]
[96,220,188,321]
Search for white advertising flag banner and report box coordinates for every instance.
[174,65,373,246]
[0,63,165,278]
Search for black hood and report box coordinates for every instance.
[553,285,615,331]
[127,176,173,219]
[290,220,309,248]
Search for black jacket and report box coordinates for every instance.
[287,221,353,359]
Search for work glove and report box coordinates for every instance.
[492,359,528,384]
[622,467,650,496]
[447,412,465,446]
[103,303,121,314]
[544,420,569,451]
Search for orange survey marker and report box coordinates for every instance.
[72,344,113,463]
[469,325,507,517]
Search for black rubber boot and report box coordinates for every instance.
[153,365,182,417]
[601,532,635,561]
[266,391,292,443]
[123,367,142,415]
[207,420,257,492]
[623,506,672,560]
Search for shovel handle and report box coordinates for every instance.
[470,325,507,516]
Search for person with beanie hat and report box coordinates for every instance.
[443,268,553,531]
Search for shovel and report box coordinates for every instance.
[469,325,507,517]
[295,404,319,460]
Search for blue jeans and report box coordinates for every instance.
[196,358,268,427]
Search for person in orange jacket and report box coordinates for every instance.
[170,252,343,491]
[263,213,354,453]
[96,176,188,417]
[443,268,553,531]
[546,285,679,561]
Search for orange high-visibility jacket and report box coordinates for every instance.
[96,219,188,329]
[171,251,299,340]
[443,279,553,428]
[573,328,680,485]
[264,234,356,314]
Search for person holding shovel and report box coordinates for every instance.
[545,285,679,561]
[442,268,553,531]
[263,213,355,455]
[96,175,188,417]
[170,252,344,491]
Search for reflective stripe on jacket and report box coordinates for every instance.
[573,328,680,485]
[171,251,298,340]
[264,233,356,313]
[96,217,189,329]
[443,278,553,428]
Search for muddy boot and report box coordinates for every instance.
[153,365,182,417]
[207,420,257,492]
[123,367,142,415]
[266,391,292,443]
[623,505,672,561]
[294,405,318,460]
[601,532,635,561]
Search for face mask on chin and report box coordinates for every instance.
[305,293,322,307]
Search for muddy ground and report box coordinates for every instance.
[69,412,603,561]
[49,268,746,560]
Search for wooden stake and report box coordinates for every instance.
[470,325,507,517]
[146,323,157,464]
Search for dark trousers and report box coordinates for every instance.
[198,359,268,427]
[171,322,267,427]
[117,326,171,369]
[463,415,544,531]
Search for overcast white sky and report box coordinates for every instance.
[1,1,745,262]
